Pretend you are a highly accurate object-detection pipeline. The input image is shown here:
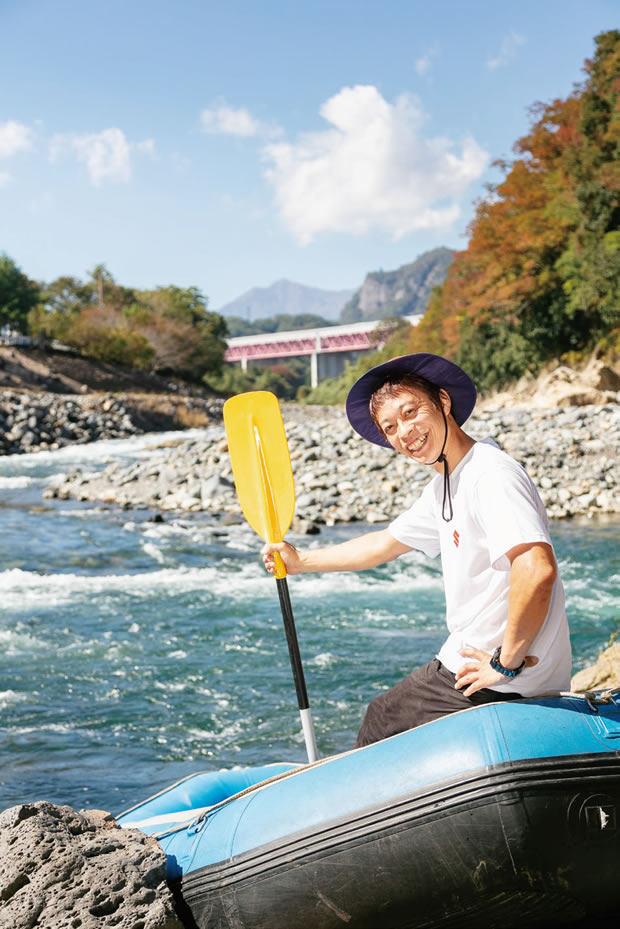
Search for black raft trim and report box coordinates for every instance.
[181,751,620,896]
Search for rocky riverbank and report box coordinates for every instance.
[45,401,619,525]
[0,389,225,455]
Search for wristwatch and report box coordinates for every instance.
[490,646,525,678]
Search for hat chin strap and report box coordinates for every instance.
[432,408,453,522]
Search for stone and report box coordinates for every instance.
[366,510,390,523]
[571,641,620,692]
[296,492,317,510]
[199,474,233,500]
[0,802,184,929]
[582,360,620,392]
[291,517,321,535]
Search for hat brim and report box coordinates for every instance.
[345,353,476,448]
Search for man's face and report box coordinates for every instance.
[375,387,449,463]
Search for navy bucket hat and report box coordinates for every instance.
[345,352,477,448]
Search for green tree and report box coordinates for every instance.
[40,275,96,315]
[135,285,227,380]
[88,264,137,308]
[30,267,227,381]
[67,305,155,368]
[205,357,310,400]
[0,254,40,333]
[225,312,333,337]
[558,30,620,333]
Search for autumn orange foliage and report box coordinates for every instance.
[409,30,619,391]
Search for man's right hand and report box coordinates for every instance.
[261,541,304,576]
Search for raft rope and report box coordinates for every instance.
[556,686,620,709]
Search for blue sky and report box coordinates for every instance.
[1,0,617,310]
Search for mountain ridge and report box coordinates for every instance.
[341,247,454,323]
[215,279,355,322]
[216,248,455,329]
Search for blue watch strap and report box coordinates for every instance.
[490,646,525,678]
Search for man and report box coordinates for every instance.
[262,353,572,747]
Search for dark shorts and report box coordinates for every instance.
[354,658,522,748]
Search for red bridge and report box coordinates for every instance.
[225,316,422,387]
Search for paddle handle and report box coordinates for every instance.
[276,577,319,764]
[273,551,287,580]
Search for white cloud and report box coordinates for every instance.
[0,120,34,158]
[0,170,11,187]
[487,31,526,70]
[262,84,489,245]
[200,104,262,137]
[415,44,439,77]
[70,128,131,184]
[49,128,154,185]
[135,138,155,156]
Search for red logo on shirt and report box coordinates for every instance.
[453,530,460,548]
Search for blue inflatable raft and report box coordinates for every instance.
[118,692,620,928]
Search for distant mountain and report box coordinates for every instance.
[215,279,355,322]
[340,247,454,323]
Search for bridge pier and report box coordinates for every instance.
[311,350,362,388]
[310,353,318,389]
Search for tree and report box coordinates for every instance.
[0,254,40,333]
[87,264,136,308]
[409,30,620,390]
[30,275,97,339]
[134,286,227,380]
[224,312,333,337]
[64,304,155,368]
[28,266,227,381]
[558,30,620,331]
[40,275,96,315]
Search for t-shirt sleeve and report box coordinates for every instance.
[473,462,553,571]
[389,481,441,558]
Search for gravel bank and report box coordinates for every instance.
[0,390,225,454]
[45,402,619,526]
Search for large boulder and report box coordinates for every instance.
[479,357,620,410]
[571,641,620,692]
[529,363,619,407]
[0,802,184,929]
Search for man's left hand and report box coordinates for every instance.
[455,646,538,697]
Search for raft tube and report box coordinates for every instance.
[118,693,620,928]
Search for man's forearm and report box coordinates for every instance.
[500,543,557,668]
[298,529,410,573]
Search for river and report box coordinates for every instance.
[0,430,617,816]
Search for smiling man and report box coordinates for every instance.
[262,353,572,748]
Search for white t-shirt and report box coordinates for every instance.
[388,440,572,696]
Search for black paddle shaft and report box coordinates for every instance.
[276,577,310,711]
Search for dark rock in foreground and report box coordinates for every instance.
[0,802,184,929]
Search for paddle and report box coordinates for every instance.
[223,390,319,764]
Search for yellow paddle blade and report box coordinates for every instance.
[223,391,295,563]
